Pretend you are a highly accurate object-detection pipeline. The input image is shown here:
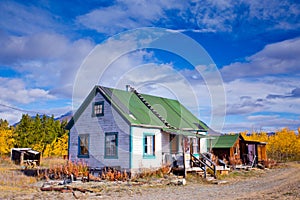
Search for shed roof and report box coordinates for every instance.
[212,134,239,148]
[66,85,208,133]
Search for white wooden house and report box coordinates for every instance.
[66,85,209,173]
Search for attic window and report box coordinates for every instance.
[93,101,104,117]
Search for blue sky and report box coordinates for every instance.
[0,0,299,133]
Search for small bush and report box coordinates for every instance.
[133,165,171,180]
[42,160,88,180]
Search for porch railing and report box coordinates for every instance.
[191,153,216,178]
[163,152,216,179]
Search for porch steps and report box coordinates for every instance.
[190,153,217,179]
[188,167,216,181]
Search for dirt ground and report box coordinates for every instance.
[1,162,299,200]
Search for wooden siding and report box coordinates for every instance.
[131,126,162,171]
[257,144,267,162]
[69,92,130,169]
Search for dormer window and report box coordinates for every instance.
[93,101,104,117]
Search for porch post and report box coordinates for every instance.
[183,136,187,178]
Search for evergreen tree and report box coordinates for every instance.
[0,119,9,130]
[14,114,33,147]
[14,114,69,156]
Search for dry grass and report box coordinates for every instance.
[0,156,37,194]
[132,165,172,180]
[217,168,265,180]
[40,156,67,168]
[44,159,89,180]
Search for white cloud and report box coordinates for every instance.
[0,77,55,104]
[77,0,185,34]
[247,115,300,132]
[247,115,280,121]
[222,116,300,133]
[221,37,300,81]
[0,109,23,126]
[0,1,95,99]
[247,0,300,30]
[225,76,300,115]
[0,1,62,35]
[0,32,95,97]
[77,0,300,34]
[0,32,69,64]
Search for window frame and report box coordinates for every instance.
[143,133,155,159]
[78,134,89,158]
[104,132,118,159]
[92,101,104,117]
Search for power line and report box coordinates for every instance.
[0,103,45,115]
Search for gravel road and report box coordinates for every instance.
[115,162,300,200]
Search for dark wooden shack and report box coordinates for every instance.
[211,134,267,166]
[239,137,267,166]
[11,148,41,166]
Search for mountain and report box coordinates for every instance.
[13,111,73,127]
[55,111,73,123]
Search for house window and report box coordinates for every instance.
[93,101,104,117]
[143,133,155,158]
[105,132,118,158]
[78,134,89,158]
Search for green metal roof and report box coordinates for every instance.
[66,85,209,132]
[101,87,166,127]
[212,134,239,148]
[141,94,208,130]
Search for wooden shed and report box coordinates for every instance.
[239,137,267,165]
[11,148,41,167]
[211,134,267,166]
[211,134,241,165]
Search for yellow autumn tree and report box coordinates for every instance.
[274,128,299,161]
[0,129,15,155]
[52,133,68,157]
[43,133,68,157]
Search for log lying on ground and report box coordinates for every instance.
[40,186,93,193]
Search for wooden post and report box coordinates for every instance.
[20,152,24,165]
[182,136,191,178]
[182,137,187,178]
